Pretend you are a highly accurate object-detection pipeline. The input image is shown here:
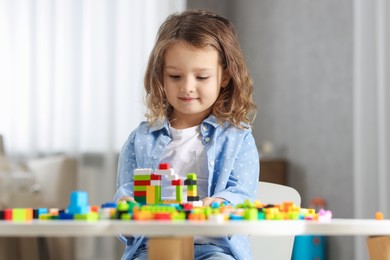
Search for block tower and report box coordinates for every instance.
[134,168,162,204]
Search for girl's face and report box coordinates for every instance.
[163,41,229,129]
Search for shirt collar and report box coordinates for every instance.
[149,114,220,135]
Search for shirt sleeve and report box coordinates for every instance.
[114,130,137,202]
[213,130,260,205]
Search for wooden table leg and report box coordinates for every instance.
[148,236,194,260]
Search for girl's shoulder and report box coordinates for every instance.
[130,120,168,137]
[130,121,153,135]
[218,121,253,134]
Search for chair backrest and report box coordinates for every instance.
[250,181,301,260]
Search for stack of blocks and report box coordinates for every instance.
[184,173,201,206]
[134,163,199,205]
[134,168,162,204]
[155,163,183,204]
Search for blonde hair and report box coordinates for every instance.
[144,10,256,128]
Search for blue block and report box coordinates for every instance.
[59,212,74,220]
[101,202,117,208]
[67,191,90,214]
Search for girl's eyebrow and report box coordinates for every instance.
[165,66,213,72]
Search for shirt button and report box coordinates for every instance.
[209,161,214,166]
[205,137,210,143]
[202,125,208,131]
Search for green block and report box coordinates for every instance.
[176,186,183,202]
[155,186,161,204]
[117,200,129,211]
[74,212,99,221]
[244,208,258,220]
[12,209,26,221]
[128,200,140,212]
[134,185,147,191]
[135,196,146,204]
[187,185,197,191]
[121,213,132,220]
[134,175,152,181]
[173,212,186,221]
[187,173,197,180]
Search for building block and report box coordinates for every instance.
[67,191,90,214]
[134,191,147,197]
[134,185,147,191]
[74,212,99,221]
[151,180,161,186]
[12,208,33,222]
[176,186,183,203]
[187,189,197,197]
[33,208,48,219]
[134,168,153,175]
[4,209,12,220]
[171,179,183,186]
[158,163,170,170]
[151,174,162,180]
[38,214,52,220]
[134,180,151,186]
[101,202,117,208]
[59,212,74,220]
[184,179,197,186]
[187,173,197,180]
[134,174,152,181]
[147,186,156,204]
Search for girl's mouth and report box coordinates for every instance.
[179,97,198,102]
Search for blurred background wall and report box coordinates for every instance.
[189,1,354,258]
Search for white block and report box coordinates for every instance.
[134,168,152,175]
[151,180,161,186]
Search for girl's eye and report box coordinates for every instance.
[169,75,181,80]
[197,76,209,81]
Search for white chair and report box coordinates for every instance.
[250,181,301,260]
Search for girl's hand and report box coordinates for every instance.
[202,197,226,207]
[118,196,136,203]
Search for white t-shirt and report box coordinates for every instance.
[159,124,219,245]
[159,124,209,200]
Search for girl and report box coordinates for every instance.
[115,10,259,260]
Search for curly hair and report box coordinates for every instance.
[144,10,256,128]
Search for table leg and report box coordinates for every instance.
[148,236,194,260]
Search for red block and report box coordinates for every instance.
[134,191,147,196]
[158,163,170,170]
[171,179,183,186]
[183,203,193,211]
[4,209,12,220]
[154,212,172,220]
[151,174,162,180]
[134,180,151,186]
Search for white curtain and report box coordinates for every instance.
[0,1,186,258]
[0,0,186,197]
[0,0,186,154]
[354,0,390,259]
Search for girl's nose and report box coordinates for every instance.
[180,78,196,93]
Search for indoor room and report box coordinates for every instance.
[0,0,389,259]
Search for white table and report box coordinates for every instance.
[0,219,389,237]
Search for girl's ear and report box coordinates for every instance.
[221,70,230,88]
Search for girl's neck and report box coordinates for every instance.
[169,119,200,129]
[169,114,210,129]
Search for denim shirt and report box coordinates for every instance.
[114,115,260,260]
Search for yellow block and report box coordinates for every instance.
[147,186,155,204]
[187,189,197,197]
